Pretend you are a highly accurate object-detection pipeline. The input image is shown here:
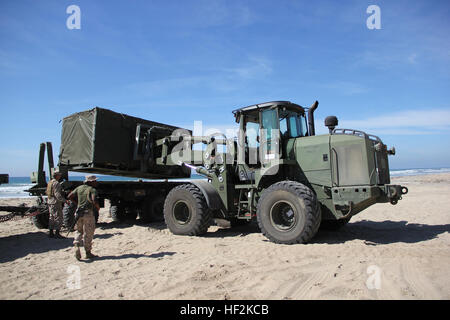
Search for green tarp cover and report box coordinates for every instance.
[60,108,95,166]
[59,107,190,178]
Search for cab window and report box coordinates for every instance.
[280,110,307,138]
[245,121,259,148]
[280,117,288,137]
[261,109,279,153]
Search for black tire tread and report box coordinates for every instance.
[140,195,165,222]
[110,205,125,222]
[164,184,211,236]
[32,201,49,229]
[63,201,76,228]
[256,181,321,244]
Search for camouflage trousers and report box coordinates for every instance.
[48,203,63,231]
[73,211,96,252]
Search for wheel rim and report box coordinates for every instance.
[270,200,297,231]
[173,200,191,225]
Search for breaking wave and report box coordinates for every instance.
[0,184,34,198]
[390,168,450,177]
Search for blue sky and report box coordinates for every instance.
[1,0,449,176]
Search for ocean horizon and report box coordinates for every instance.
[1,167,449,199]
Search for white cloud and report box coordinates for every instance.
[192,0,256,28]
[223,56,272,79]
[126,56,273,96]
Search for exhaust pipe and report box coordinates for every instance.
[308,100,319,136]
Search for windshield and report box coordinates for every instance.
[280,110,307,138]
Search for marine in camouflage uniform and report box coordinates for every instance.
[68,175,100,260]
[46,171,66,238]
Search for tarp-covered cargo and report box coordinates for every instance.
[58,107,191,179]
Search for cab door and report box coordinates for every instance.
[260,108,281,163]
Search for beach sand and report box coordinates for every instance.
[0,173,449,300]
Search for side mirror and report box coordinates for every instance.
[325,116,338,133]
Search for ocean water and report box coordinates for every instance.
[389,168,450,177]
[1,169,449,199]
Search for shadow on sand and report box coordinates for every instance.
[203,221,261,238]
[312,220,450,245]
[80,251,176,263]
[96,219,165,230]
[0,230,123,263]
[5,220,444,264]
[95,219,449,245]
[0,231,74,263]
[193,219,449,245]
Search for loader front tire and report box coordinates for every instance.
[164,184,211,236]
[257,181,321,244]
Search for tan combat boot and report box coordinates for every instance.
[74,246,81,261]
[85,250,98,259]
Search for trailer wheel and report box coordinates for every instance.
[32,204,49,229]
[164,184,211,236]
[110,204,126,222]
[256,181,321,244]
[63,201,77,228]
[140,195,165,222]
[150,195,165,222]
[124,205,137,221]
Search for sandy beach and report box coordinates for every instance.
[0,173,449,300]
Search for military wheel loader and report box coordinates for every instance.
[22,100,407,244]
[157,100,407,243]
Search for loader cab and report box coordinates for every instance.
[232,101,308,181]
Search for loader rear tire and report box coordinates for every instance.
[257,181,321,244]
[164,184,211,236]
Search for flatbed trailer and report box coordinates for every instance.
[0,173,186,226]
[28,179,192,229]
[0,107,194,229]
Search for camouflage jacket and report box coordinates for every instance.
[47,179,65,205]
